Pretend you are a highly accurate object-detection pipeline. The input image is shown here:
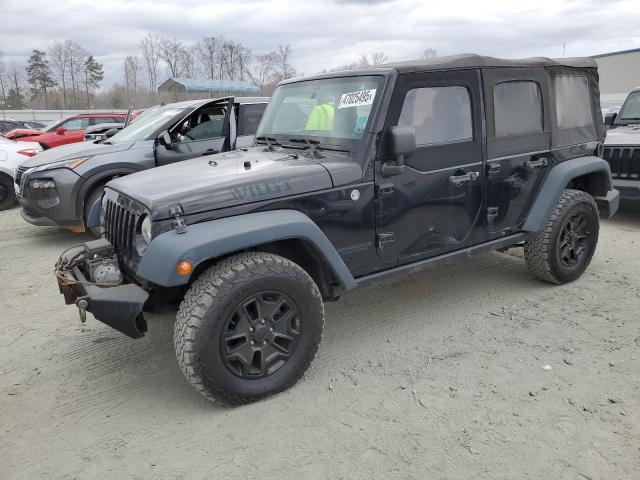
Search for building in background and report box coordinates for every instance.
[592,48,640,95]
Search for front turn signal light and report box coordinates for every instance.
[177,260,193,276]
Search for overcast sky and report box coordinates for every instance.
[1,0,639,88]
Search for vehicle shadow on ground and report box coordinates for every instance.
[57,248,539,412]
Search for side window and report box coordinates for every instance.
[62,118,89,130]
[398,86,473,146]
[494,81,543,137]
[554,76,592,129]
[240,104,266,135]
[110,117,126,124]
[173,106,226,143]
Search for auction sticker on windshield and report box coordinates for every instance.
[338,89,376,109]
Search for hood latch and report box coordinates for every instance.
[169,205,187,234]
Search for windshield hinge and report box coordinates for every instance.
[169,205,187,234]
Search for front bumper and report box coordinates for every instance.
[56,245,149,338]
[595,188,620,219]
[612,179,640,202]
[17,168,86,228]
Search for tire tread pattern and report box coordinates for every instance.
[524,189,599,284]
[174,252,324,405]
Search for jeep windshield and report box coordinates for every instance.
[108,106,188,143]
[257,75,385,149]
[617,91,640,121]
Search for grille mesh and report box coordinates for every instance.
[602,147,640,179]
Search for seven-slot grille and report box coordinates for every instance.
[15,165,28,186]
[103,197,139,263]
[602,146,640,180]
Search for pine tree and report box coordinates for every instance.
[26,49,55,108]
[83,55,103,107]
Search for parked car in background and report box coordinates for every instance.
[16,96,268,232]
[0,135,41,210]
[602,87,640,204]
[4,113,134,150]
[0,119,46,134]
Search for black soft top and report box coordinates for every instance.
[378,54,597,73]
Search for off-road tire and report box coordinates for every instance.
[524,189,599,284]
[174,252,324,405]
[0,174,16,211]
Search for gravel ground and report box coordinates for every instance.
[0,204,639,479]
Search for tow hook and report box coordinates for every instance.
[76,298,88,323]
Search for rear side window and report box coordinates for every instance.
[398,86,473,146]
[62,118,90,130]
[554,76,592,129]
[493,81,543,137]
[240,103,266,135]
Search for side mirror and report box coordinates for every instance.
[604,112,617,127]
[382,126,416,177]
[104,128,118,138]
[56,127,66,135]
[157,130,172,148]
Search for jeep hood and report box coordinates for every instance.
[107,147,356,219]
[20,140,134,168]
[605,125,640,146]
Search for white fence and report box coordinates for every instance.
[0,109,127,123]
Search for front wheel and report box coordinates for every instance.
[174,252,324,405]
[0,174,16,211]
[524,189,599,284]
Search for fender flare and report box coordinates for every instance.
[136,210,357,290]
[522,156,612,232]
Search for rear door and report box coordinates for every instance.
[155,98,232,166]
[482,68,551,233]
[375,69,484,262]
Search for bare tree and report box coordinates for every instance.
[273,44,296,82]
[140,33,161,92]
[160,37,186,78]
[64,40,89,107]
[221,41,240,80]
[194,36,219,80]
[0,50,6,108]
[49,41,68,108]
[124,55,141,101]
[6,60,27,109]
[181,46,196,78]
[248,52,277,94]
[370,51,388,65]
[422,48,437,59]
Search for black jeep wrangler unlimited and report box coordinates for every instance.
[55,54,619,404]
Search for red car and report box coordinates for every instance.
[4,113,134,150]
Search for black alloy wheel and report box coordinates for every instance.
[221,291,302,378]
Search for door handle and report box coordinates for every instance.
[525,157,549,170]
[449,171,480,187]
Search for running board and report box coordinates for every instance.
[355,232,533,288]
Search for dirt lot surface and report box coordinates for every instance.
[1,205,639,479]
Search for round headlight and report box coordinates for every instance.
[140,215,152,245]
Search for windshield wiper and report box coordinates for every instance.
[255,135,281,151]
[287,138,325,159]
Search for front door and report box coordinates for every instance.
[155,99,232,166]
[376,70,484,262]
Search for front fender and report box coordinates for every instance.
[522,156,615,231]
[136,210,357,290]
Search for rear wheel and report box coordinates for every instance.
[0,174,16,211]
[174,252,324,405]
[524,189,599,284]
